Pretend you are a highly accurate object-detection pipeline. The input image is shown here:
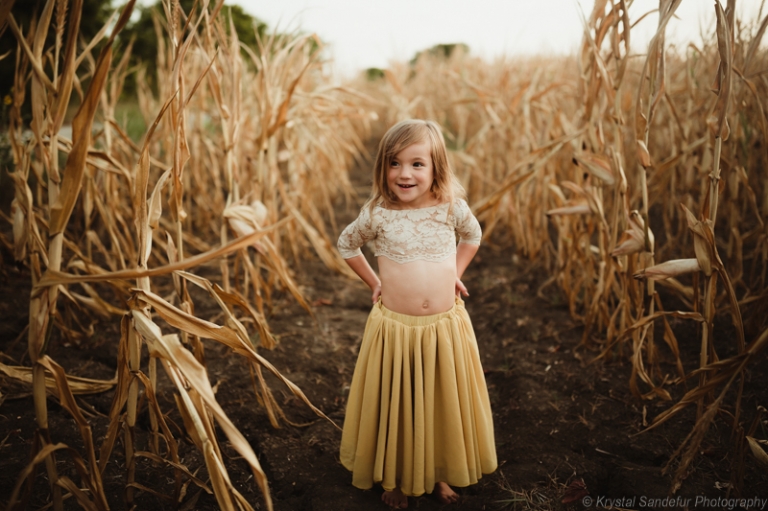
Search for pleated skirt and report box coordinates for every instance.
[340,298,497,497]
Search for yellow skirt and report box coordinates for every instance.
[340,298,497,496]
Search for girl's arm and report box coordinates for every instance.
[455,242,479,297]
[345,255,382,303]
[338,205,380,302]
[453,199,482,297]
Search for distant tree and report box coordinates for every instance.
[120,0,267,94]
[0,0,114,111]
[364,67,385,81]
[410,43,470,65]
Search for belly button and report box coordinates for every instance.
[422,301,429,309]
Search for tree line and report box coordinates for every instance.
[0,0,268,115]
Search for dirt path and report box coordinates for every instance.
[245,245,767,511]
[1,154,767,510]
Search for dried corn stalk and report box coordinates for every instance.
[4,0,365,509]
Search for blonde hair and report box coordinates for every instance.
[367,119,465,211]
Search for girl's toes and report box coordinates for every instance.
[382,488,408,509]
[434,482,459,505]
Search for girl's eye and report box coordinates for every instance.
[390,160,399,167]
[414,162,424,167]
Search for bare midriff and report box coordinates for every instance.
[378,256,456,316]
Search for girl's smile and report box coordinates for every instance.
[387,140,436,209]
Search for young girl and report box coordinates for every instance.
[337,119,497,508]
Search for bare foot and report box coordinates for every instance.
[433,482,459,505]
[382,487,408,509]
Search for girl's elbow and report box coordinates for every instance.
[459,241,480,252]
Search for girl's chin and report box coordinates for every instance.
[394,193,417,202]
[394,197,430,209]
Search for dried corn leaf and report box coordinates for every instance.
[711,1,733,140]
[51,0,83,132]
[574,152,615,185]
[49,0,137,235]
[636,140,651,168]
[131,311,272,510]
[633,258,701,280]
[0,362,116,395]
[37,356,108,509]
[746,436,768,467]
[6,443,71,509]
[37,218,289,287]
[148,168,172,229]
[612,211,654,256]
[132,288,334,426]
[547,201,591,216]
[681,205,715,276]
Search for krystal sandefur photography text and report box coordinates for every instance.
[583,494,768,509]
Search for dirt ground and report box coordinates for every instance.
[1,155,768,511]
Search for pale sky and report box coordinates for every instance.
[231,0,766,78]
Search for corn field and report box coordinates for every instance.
[1,0,367,508]
[1,0,767,509]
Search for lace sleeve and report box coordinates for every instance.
[454,199,482,245]
[337,206,376,259]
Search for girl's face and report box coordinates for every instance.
[386,140,435,209]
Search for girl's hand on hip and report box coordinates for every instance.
[455,277,469,297]
[372,283,382,304]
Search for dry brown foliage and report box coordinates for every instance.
[4,0,369,509]
[352,0,768,494]
[4,0,768,506]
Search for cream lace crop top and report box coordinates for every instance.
[337,199,482,264]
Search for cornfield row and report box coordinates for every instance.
[2,0,368,509]
[1,0,767,509]
[351,0,768,494]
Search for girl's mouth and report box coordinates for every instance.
[398,184,416,189]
